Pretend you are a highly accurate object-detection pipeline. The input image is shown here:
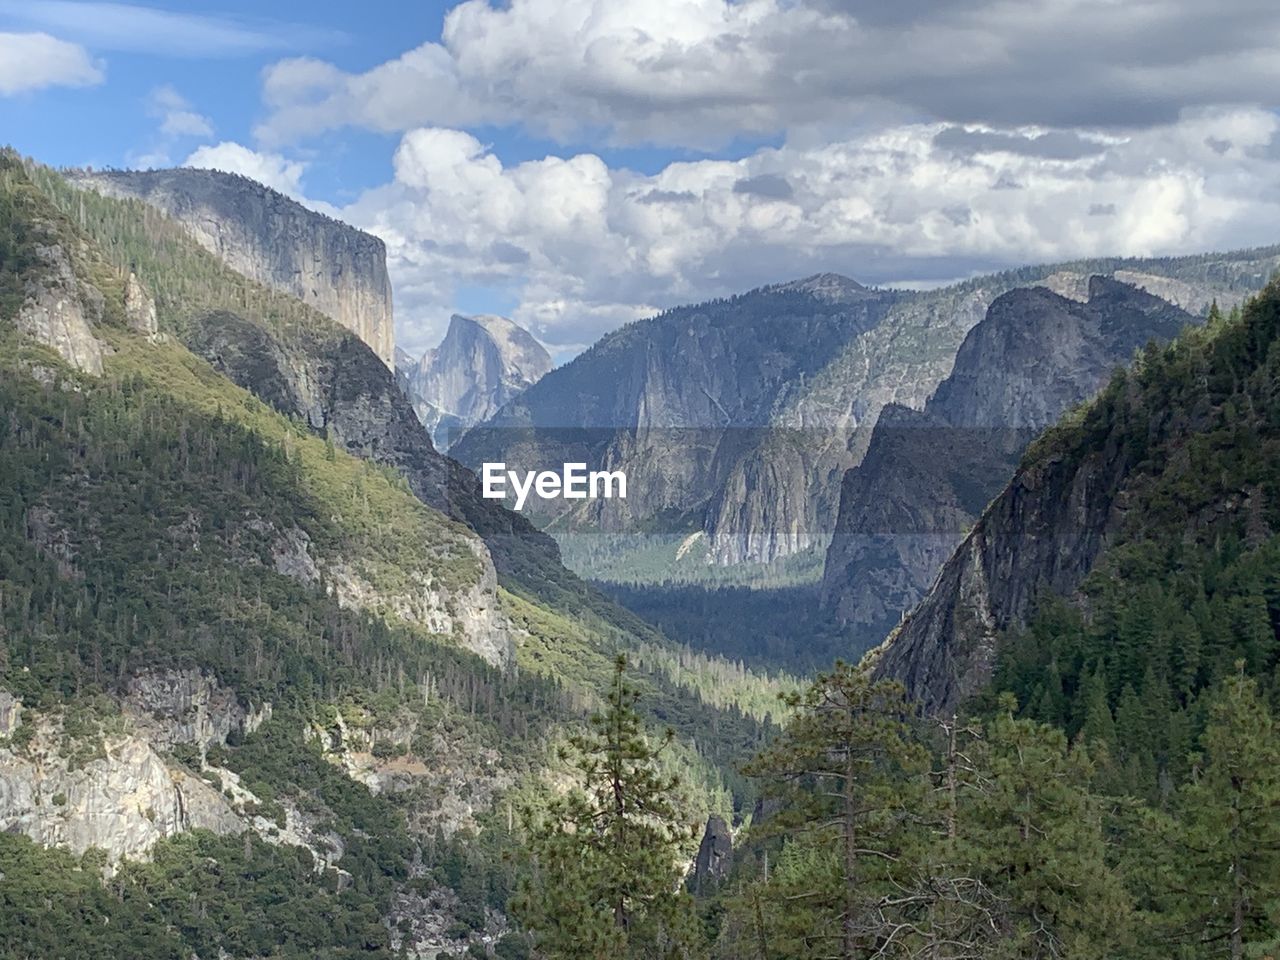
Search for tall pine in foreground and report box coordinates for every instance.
[513,656,701,960]
[740,663,930,959]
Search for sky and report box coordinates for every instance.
[3,1,1280,361]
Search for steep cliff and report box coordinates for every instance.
[67,167,396,367]
[454,275,906,566]
[821,278,1193,649]
[399,313,552,450]
[872,280,1280,714]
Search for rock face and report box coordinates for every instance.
[15,242,105,374]
[398,313,552,451]
[123,669,272,753]
[0,700,242,860]
[821,278,1193,651]
[182,309,590,667]
[454,275,910,566]
[68,168,395,367]
[455,251,1280,581]
[869,408,1135,715]
[123,270,158,337]
[692,815,733,893]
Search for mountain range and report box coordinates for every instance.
[454,251,1280,590]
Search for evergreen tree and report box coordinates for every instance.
[741,663,930,959]
[1152,666,1280,959]
[960,699,1132,959]
[513,656,701,960]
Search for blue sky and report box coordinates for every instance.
[3,1,1280,361]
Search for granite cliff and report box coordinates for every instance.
[398,313,552,450]
[820,277,1193,651]
[871,279,1280,714]
[3,154,756,956]
[456,251,1280,584]
[67,167,396,367]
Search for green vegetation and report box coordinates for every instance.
[514,657,702,959]
[18,137,1280,958]
[0,151,787,954]
[0,830,395,960]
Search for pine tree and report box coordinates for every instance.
[741,663,930,959]
[960,699,1132,959]
[1156,666,1280,958]
[513,656,701,960]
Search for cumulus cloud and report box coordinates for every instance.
[0,31,102,96]
[338,109,1280,358]
[183,142,308,198]
[255,0,1280,148]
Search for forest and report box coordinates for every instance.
[5,145,1280,958]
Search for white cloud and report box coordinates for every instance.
[183,142,308,198]
[0,31,102,96]
[148,85,213,138]
[255,0,1280,149]
[0,1,342,57]
[339,109,1280,358]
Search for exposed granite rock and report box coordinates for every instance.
[182,307,570,660]
[15,242,104,375]
[869,424,1133,715]
[399,313,552,450]
[124,669,271,753]
[0,703,242,860]
[0,691,22,736]
[325,538,512,667]
[454,275,903,565]
[123,270,158,337]
[269,523,321,585]
[456,250,1280,578]
[822,278,1192,651]
[69,168,395,366]
[308,707,512,837]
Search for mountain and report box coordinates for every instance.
[451,274,915,569]
[870,278,1280,715]
[454,256,1280,587]
[1,152,781,958]
[398,313,552,450]
[65,167,396,368]
[820,276,1195,652]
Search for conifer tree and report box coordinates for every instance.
[513,656,701,960]
[961,699,1132,959]
[1154,666,1280,959]
[742,663,930,959]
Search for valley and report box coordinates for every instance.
[5,131,1280,959]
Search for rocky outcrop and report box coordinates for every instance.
[0,700,242,860]
[456,251,1280,581]
[15,242,105,375]
[692,815,733,893]
[123,270,158,337]
[124,669,271,753]
[69,168,395,367]
[454,275,905,562]
[821,278,1192,651]
[869,417,1134,714]
[399,313,552,451]
[325,538,512,667]
[182,310,550,667]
